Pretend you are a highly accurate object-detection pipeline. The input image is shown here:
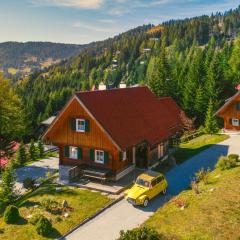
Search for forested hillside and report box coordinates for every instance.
[16,6,240,134]
[0,42,87,78]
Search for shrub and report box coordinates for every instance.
[37,140,45,158]
[118,227,167,240]
[29,214,43,225]
[216,155,237,170]
[191,180,200,194]
[16,141,27,165]
[195,168,211,184]
[23,177,36,190]
[35,216,52,236]
[29,139,37,161]
[3,205,20,224]
[228,154,239,162]
[41,198,59,212]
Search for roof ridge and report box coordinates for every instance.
[75,86,148,95]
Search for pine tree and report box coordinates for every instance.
[29,139,36,161]
[204,100,219,134]
[37,140,44,158]
[183,47,205,117]
[16,141,27,165]
[205,52,224,108]
[0,162,17,205]
[148,47,171,97]
[194,87,207,124]
[229,37,240,85]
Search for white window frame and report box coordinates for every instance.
[76,119,85,132]
[232,119,239,126]
[95,150,104,164]
[69,146,78,159]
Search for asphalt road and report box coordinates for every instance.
[63,134,240,240]
[15,156,59,193]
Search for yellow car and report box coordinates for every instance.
[125,170,168,207]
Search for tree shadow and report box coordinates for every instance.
[174,144,216,164]
[46,227,62,239]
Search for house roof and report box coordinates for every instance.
[216,91,240,116]
[75,86,183,150]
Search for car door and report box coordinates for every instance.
[156,176,165,193]
[149,179,158,199]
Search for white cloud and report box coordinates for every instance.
[30,0,104,9]
[73,21,114,32]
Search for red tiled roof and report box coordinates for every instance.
[76,86,183,150]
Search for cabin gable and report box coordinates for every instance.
[217,93,240,130]
[44,97,119,150]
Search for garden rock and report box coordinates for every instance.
[62,200,68,208]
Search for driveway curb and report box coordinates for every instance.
[58,195,124,240]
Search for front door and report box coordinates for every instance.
[135,143,148,168]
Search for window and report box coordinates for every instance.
[151,179,157,187]
[232,119,239,126]
[236,103,240,110]
[136,178,150,188]
[69,146,78,159]
[95,150,104,164]
[156,176,164,184]
[76,119,85,132]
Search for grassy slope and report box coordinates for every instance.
[174,134,229,164]
[0,183,111,240]
[145,166,240,240]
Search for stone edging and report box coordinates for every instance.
[58,194,124,240]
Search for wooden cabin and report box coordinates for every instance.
[216,91,240,131]
[43,86,184,182]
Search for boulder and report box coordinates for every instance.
[62,200,68,208]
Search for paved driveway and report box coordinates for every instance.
[63,135,240,240]
[15,156,59,193]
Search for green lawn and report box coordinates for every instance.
[174,134,229,164]
[153,134,229,173]
[145,165,240,240]
[0,183,111,240]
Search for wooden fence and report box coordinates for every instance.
[179,131,204,144]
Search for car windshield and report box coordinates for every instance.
[136,178,150,187]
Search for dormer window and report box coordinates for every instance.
[76,119,86,132]
[71,118,90,132]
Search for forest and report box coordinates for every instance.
[5,5,240,138]
[0,42,88,78]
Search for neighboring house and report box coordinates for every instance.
[42,86,184,181]
[216,91,240,130]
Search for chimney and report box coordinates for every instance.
[119,82,127,89]
[99,82,107,90]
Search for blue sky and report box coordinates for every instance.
[1,0,239,44]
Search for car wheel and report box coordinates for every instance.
[163,188,167,194]
[143,198,149,207]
